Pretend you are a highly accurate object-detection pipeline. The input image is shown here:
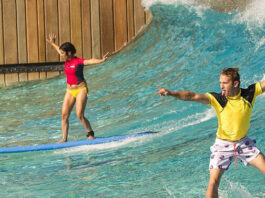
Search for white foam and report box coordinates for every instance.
[163,184,177,198]
[142,0,189,10]
[219,179,254,198]
[254,37,265,52]
[176,108,216,128]
[232,0,265,51]
[136,108,216,136]
[233,0,265,28]
[53,134,157,155]
[142,0,206,16]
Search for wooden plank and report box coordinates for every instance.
[5,73,19,85]
[19,72,28,82]
[81,0,92,59]
[2,0,18,64]
[47,71,59,78]
[100,0,114,56]
[145,10,152,23]
[58,0,70,62]
[26,0,39,63]
[0,73,5,86]
[37,0,46,62]
[113,0,127,51]
[90,0,101,58]
[45,0,59,62]
[28,72,39,81]
[134,0,145,35]
[40,72,46,79]
[0,0,4,64]
[70,0,82,58]
[127,0,135,41]
[58,0,70,44]
[16,0,27,64]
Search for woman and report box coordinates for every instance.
[46,33,108,143]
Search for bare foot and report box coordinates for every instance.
[87,136,95,140]
[57,139,67,143]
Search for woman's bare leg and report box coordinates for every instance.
[59,91,75,143]
[75,88,94,139]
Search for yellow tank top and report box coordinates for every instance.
[206,82,263,141]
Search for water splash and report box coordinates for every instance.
[219,179,254,198]
[233,0,265,28]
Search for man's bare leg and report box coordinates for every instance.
[206,168,225,198]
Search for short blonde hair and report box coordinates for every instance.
[222,68,240,85]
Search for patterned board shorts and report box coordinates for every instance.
[209,136,260,170]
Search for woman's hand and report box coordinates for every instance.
[102,52,110,61]
[46,33,56,44]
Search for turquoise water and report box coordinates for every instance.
[0,0,265,197]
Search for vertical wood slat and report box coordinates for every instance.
[5,73,18,85]
[70,0,82,58]
[47,71,59,78]
[145,10,151,23]
[113,0,127,51]
[2,0,18,64]
[0,73,5,86]
[26,0,39,63]
[134,0,145,35]
[58,0,70,45]
[28,72,39,81]
[45,0,59,62]
[19,72,28,82]
[58,0,70,61]
[81,0,92,59]
[37,0,46,62]
[0,0,3,64]
[40,72,46,79]
[100,0,114,56]
[16,0,27,64]
[127,0,135,41]
[90,0,101,58]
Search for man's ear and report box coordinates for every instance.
[233,81,239,88]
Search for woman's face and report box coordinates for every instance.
[60,50,73,61]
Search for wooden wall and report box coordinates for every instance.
[0,0,152,86]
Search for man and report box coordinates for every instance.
[156,68,265,198]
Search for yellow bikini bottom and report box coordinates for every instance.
[67,87,88,98]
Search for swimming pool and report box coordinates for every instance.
[0,1,264,197]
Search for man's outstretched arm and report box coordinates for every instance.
[156,86,210,105]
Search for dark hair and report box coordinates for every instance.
[222,68,240,86]
[59,42,76,55]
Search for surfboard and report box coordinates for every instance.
[0,131,156,154]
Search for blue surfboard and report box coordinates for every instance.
[0,131,156,154]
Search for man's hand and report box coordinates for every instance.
[156,86,170,96]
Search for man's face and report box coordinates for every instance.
[219,74,239,96]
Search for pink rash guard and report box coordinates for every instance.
[64,57,85,85]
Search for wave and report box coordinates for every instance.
[142,0,265,31]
